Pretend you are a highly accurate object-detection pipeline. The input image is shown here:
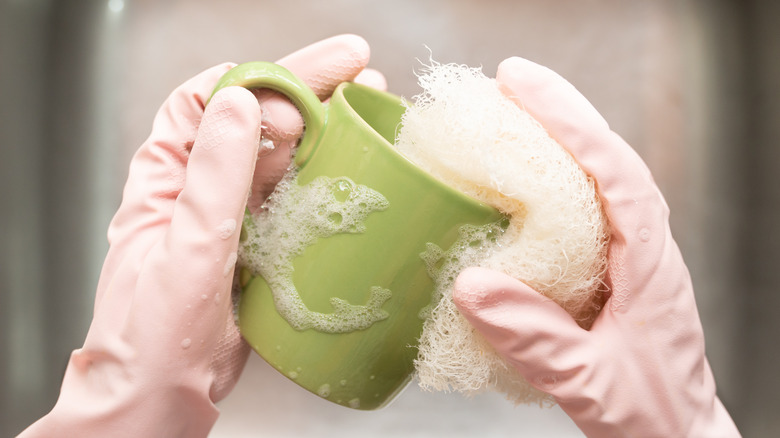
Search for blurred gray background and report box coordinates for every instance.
[1,0,778,436]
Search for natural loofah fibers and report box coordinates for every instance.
[396,62,610,405]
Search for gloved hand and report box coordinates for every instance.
[19,34,385,438]
[452,57,741,437]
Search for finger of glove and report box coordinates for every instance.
[453,267,595,398]
[496,57,679,312]
[106,63,235,252]
[208,308,251,402]
[354,68,388,91]
[256,34,371,143]
[135,86,260,355]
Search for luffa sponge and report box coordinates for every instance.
[397,62,610,404]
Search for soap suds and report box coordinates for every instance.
[238,174,392,333]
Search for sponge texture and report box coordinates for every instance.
[397,62,610,404]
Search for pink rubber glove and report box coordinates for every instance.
[19,35,385,438]
[452,57,741,437]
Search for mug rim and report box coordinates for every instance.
[328,81,501,216]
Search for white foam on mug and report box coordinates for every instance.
[238,173,392,333]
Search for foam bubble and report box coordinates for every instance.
[238,173,392,333]
[223,252,237,277]
[317,383,331,398]
[217,219,237,240]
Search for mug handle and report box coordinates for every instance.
[208,62,326,164]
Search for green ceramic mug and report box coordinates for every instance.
[210,62,503,410]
